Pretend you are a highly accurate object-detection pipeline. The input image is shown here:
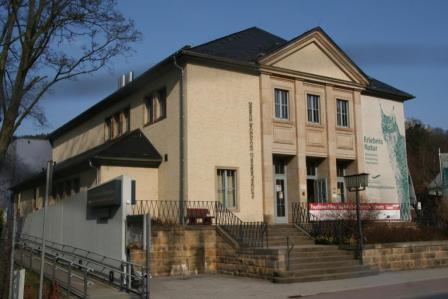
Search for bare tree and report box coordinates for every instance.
[0,1,140,296]
[0,0,141,163]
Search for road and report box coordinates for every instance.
[151,267,448,299]
[303,278,448,298]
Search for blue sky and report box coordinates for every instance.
[18,0,448,135]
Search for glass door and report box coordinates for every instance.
[273,159,288,223]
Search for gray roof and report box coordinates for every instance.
[49,26,414,142]
[188,26,414,100]
[11,129,161,191]
[188,27,286,62]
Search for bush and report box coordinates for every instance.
[363,222,448,244]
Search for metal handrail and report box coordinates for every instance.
[17,243,94,298]
[291,202,359,253]
[20,233,141,269]
[129,200,268,248]
[17,234,147,296]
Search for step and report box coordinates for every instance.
[272,269,376,283]
[289,245,340,252]
[279,264,371,277]
[287,254,356,264]
[268,238,313,244]
[288,259,360,270]
[287,249,354,258]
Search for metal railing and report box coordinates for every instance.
[17,234,148,297]
[130,200,268,248]
[291,202,358,253]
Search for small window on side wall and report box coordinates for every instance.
[145,88,167,125]
[274,89,289,120]
[217,169,237,209]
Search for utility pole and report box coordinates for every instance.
[38,161,53,299]
[8,193,16,299]
[145,214,151,299]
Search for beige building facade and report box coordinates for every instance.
[13,27,414,223]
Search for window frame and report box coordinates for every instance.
[336,99,349,128]
[307,94,321,124]
[216,167,238,210]
[145,87,167,125]
[274,88,289,120]
[104,107,131,141]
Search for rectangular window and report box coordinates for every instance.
[145,88,167,125]
[336,99,349,127]
[123,108,130,133]
[114,113,121,136]
[217,169,237,209]
[105,107,130,140]
[105,117,113,140]
[307,94,320,123]
[274,89,289,119]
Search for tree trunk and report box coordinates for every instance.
[0,200,13,299]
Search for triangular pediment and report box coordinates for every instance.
[259,28,368,85]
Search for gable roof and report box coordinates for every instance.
[187,26,412,100]
[11,129,161,191]
[49,26,414,142]
[188,27,287,62]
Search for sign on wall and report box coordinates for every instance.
[309,203,401,221]
[361,96,410,220]
[440,153,448,200]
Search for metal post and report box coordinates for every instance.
[38,161,53,299]
[52,258,57,283]
[355,190,363,264]
[83,267,88,298]
[67,262,72,296]
[145,214,151,299]
[8,194,16,299]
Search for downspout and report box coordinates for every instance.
[173,54,185,225]
[89,160,99,185]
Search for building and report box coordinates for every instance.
[13,27,414,224]
[1,136,51,208]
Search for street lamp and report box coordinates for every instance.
[344,173,369,264]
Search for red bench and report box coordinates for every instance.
[187,208,214,225]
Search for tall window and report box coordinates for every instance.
[336,99,349,128]
[217,169,237,209]
[145,88,167,124]
[274,89,289,119]
[307,94,320,123]
[105,107,130,141]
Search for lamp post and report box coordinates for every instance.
[344,173,369,264]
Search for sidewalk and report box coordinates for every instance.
[151,267,448,299]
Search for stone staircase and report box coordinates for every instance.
[267,225,378,283]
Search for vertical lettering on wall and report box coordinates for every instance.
[248,101,255,199]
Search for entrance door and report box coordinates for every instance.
[273,159,288,223]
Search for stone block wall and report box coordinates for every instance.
[130,226,216,276]
[215,231,286,279]
[363,241,448,271]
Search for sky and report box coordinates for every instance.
[17,0,448,135]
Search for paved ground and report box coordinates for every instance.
[151,268,448,299]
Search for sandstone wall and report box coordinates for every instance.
[363,241,448,271]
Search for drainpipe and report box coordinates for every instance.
[89,160,99,185]
[173,54,185,225]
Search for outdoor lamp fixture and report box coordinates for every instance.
[344,173,369,264]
